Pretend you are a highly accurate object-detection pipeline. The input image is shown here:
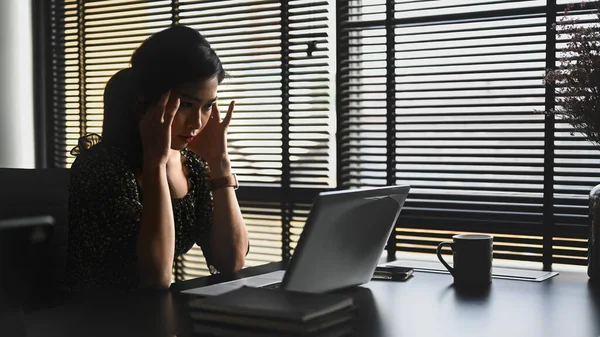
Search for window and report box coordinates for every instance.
[44,0,598,274]
[338,0,600,269]
[45,0,336,279]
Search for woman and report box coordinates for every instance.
[65,25,248,292]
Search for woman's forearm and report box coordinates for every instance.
[210,187,248,272]
[209,160,248,273]
[137,163,175,289]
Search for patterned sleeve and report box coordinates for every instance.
[67,147,143,290]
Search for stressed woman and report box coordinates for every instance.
[65,26,248,292]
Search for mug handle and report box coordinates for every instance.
[436,241,455,276]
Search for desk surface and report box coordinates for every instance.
[19,262,600,337]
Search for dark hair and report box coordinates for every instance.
[100,68,138,166]
[101,25,227,172]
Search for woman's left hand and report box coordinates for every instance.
[188,100,235,175]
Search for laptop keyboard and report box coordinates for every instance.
[261,282,282,289]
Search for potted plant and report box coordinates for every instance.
[543,1,600,279]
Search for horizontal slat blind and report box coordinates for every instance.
[176,201,283,279]
[179,0,284,187]
[395,0,546,18]
[288,0,336,188]
[55,0,171,166]
[552,6,600,265]
[50,0,335,279]
[338,0,600,266]
[393,2,547,262]
[50,0,598,274]
[290,203,312,254]
[48,0,66,167]
[175,0,334,276]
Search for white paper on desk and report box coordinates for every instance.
[384,259,559,282]
[181,270,286,297]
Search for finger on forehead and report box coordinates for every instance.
[165,97,180,126]
[222,100,235,127]
[158,90,171,108]
[210,102,221,119]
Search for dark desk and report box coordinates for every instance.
[18,262,600,337]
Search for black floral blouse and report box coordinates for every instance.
[64,138,214,292]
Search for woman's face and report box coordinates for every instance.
[170,76,219,151]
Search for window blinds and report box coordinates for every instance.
[45,0,598,273]
[47,0,335,279]
[338,0,600,268]
[552,4,600,265]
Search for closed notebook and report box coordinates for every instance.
[190,305,354,334]
[192,319,354,337]
[187,286,354,323]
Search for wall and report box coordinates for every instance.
[0,0,35,168]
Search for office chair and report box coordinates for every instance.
[0,168,70,310]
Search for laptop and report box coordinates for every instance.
[0,215,54,310]
[182,185,410,296]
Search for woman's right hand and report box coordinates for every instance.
[139,90,180,166]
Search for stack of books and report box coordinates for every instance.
[187,286,355,336]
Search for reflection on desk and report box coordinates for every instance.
[20,262,600,337]
[24,291,178,337]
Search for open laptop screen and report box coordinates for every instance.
[182,185,410,296]
[282,185,410,293]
